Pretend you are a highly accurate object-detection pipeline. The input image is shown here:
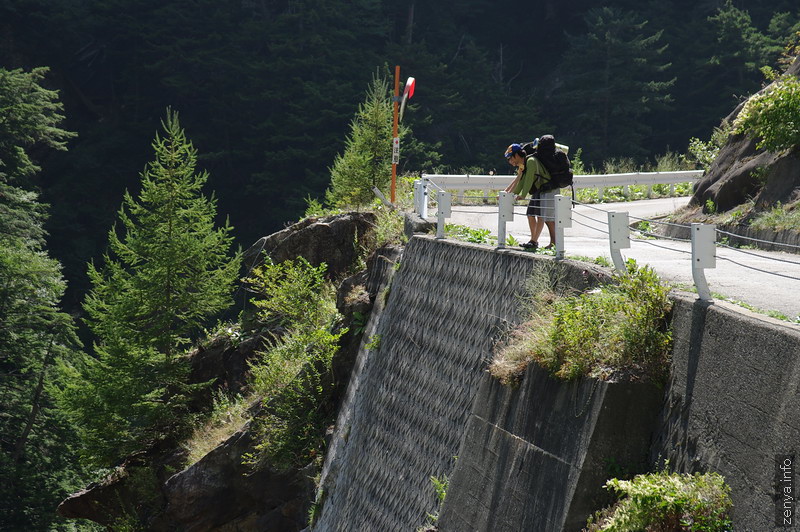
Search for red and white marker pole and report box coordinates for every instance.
[391,66,415,204]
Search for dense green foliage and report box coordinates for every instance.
[0,67,76,184]
[1,1,798,308]
[554,7,674,160]
[587,470,733,531]
[245,258,344,470]
[491,260,672,384]
[57,111,241,466]
[735,72,800,151]
[0,67,91,531]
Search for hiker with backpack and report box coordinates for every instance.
[503,135,574,250]
[503,141,557,250]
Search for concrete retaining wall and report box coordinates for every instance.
[438,365,662,531]
[650,294,800,529]
[314,235,800,531]
[313,236,604,531]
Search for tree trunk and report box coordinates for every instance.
[405,4,415,45]
[12,335,55,466]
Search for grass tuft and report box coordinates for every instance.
[182,392,253,466]
[491,260,672,385]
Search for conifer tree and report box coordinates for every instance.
[326,74,396,207]
[59,109,241,465]
[554,7,675,163]
[0,66,87,530]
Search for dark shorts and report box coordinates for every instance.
[525,190,556,221]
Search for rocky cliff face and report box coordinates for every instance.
[691,56,800,213]
[58,212,400,531]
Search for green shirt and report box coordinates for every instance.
[512,156,551,196]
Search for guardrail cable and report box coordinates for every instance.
[449,209,498,215]
[628,213,692,230]
[715,242,800,267]
[631,228,692,243]
[629,237,693,255]
[715,228,800,252]
[572,210,610,225]
[571,218,610,235]
[717,256,800,282]
[571,200,614,213]
[426,180,445,191]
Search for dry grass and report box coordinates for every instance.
[182,393,255,465]
[489,313,554,385]
[489,262,566,385]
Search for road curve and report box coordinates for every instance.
[445,197,800,322]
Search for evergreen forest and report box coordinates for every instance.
[1,0,799,529]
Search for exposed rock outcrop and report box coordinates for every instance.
[691,56,800,213]
[244,212,377,279]
[149,421,315,532]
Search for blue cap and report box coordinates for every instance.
[504,143,522,159]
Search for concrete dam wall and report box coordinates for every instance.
[313,235,800,531]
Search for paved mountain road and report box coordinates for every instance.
[445,197,800,322]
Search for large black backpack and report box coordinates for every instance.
[535,135,573,191]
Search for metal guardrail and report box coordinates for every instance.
[421,170,703,191]
[418,170,704,208]
[414,171,800,310]
[423,190,719,301]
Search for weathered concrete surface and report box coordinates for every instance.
[437,364,662,532]
[314,236,800,531]
[650,293,800,530]
[312,236,606,531]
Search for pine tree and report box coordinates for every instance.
[325,73,398,207]
[554,7,675,163]
[59,109,241,465]
[0,66,87,530]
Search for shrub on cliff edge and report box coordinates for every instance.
[490,260,672,384]
[585,470,732,531]
[735,72,800,152]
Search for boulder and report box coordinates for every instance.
[692,56,800,213]
[243,212,377,280]
[187,331,271,407]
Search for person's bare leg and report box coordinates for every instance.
[525,215,537,244]
[531,217,545,243]
[544,221,556,248]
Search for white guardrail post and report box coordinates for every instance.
[691,223,716,301]
[554,195,571,260]
[413,177,430,218]
[436,190,451,239]
[497,191,515,248]
[608,211,631,272]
